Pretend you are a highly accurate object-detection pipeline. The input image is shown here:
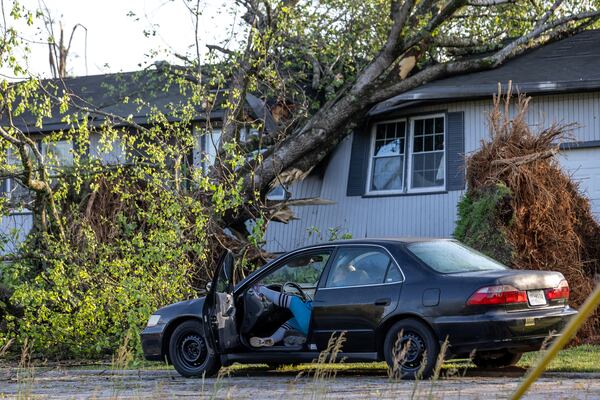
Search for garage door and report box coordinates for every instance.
[558,148,600,221]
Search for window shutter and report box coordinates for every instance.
[446,111,465,191]
[346,128,371,196]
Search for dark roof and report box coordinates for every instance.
[10,67,273,133]
[370,29,600,116]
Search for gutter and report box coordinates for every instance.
[369,80,600,117]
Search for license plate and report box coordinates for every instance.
[527,290,547,306]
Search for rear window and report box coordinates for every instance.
[406,241,507,274]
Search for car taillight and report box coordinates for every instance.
[545,279,569,301]
[467,285,527,305]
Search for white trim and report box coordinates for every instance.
[407,113,446,193]
[365,114,447,195]
[365,118,407,195]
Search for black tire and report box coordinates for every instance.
[168,319,221,378]
[472,350,522,369]
[383,319,439,379]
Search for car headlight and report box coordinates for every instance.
[146,314,161,327]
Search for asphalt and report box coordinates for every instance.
[1,367,599,399]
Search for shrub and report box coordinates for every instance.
[454,183,515,265]
[0,175,204,359]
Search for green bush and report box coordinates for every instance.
[0,177,204,359]
[453,183,515,266]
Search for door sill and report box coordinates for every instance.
[222,351,379,365]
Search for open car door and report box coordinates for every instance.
[202,250,239,352]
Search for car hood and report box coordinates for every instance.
[155,297,206,320]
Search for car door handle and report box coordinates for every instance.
[374,298,391,306]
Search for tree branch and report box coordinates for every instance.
[206,44,236,56]
[374,8,600,102]
[468,0,514,6]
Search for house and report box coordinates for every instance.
[263,29,600,252]
[0,67,279,253]
[3,30,600,256]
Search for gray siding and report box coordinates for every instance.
[264,91,600,252]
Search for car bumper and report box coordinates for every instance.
[141,324,167,362]
[429,306,578,355]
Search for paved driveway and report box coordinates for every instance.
[1,367,599,399]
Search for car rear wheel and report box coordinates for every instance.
[169,320,221,378]
[383,319,439,379]
[472,350,522,369]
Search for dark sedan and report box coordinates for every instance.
[141,238,576,378]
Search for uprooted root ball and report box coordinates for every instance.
[456,90,600,342]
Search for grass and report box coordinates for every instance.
[4,345,599,374]
[519,344,600,373]
[257,344,600,375]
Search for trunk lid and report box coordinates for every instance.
[457,269,567,311]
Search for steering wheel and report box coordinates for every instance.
[282,282,311,302]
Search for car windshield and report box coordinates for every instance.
[406,241,508,274]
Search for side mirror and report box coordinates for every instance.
[206,281,212,292]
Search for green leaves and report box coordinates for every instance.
[1,175,201,358]
[454,183,515,266]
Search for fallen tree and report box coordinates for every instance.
[455,87,600,342]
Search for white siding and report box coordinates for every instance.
[558,148,600,221]
[0,213,33,255]
[265,91,600,252]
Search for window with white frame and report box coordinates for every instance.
[2,147,30,203]
[41,140,74,169]
[367,114,445,194]
[203,128,222,169]
[90,134,127,164]
[193,125,222,172]
[369,120,406,192]
[410,115,445,189]
[2,139,74,203]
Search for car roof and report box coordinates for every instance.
[296,237,451,250]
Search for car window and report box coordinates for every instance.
[385,263,403,283]
[407,241,508,274]
[260,251,331,287]
[326,247,392,288]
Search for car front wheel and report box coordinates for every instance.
[472,350,522,369]
[383,319,440,379]
[169,319,221,378]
